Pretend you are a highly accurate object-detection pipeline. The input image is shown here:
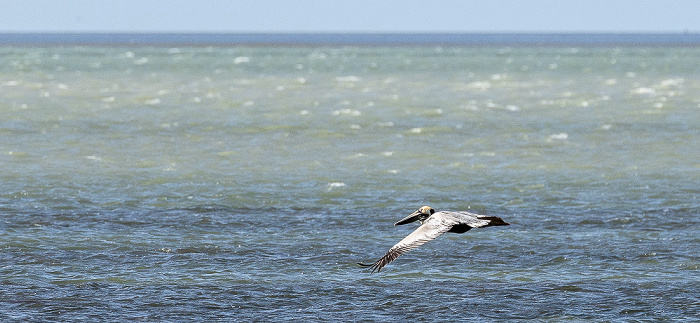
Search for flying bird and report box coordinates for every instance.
[359,206,509,273]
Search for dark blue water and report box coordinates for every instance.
[2,206,698,321]
[3,32,700,46]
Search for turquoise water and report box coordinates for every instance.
[1,46,699,321]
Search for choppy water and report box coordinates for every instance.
[1,45,699,321]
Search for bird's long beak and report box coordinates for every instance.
[394,210,423,226]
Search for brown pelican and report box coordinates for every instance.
[359,206,509,273]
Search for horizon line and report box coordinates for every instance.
[3,32,700,46]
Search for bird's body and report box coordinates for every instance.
[359,206,509,273]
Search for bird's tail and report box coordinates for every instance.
[478,216,510,226]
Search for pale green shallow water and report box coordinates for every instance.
[1,46,699,321]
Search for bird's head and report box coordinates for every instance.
[394,205,435,226]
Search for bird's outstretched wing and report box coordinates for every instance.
[359,214,454,273]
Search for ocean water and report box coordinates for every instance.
[1,44,699,321]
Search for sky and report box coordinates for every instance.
[4,0,700,33]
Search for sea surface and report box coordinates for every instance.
[1,42,699,321]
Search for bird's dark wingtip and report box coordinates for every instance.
[357,262,380,273]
